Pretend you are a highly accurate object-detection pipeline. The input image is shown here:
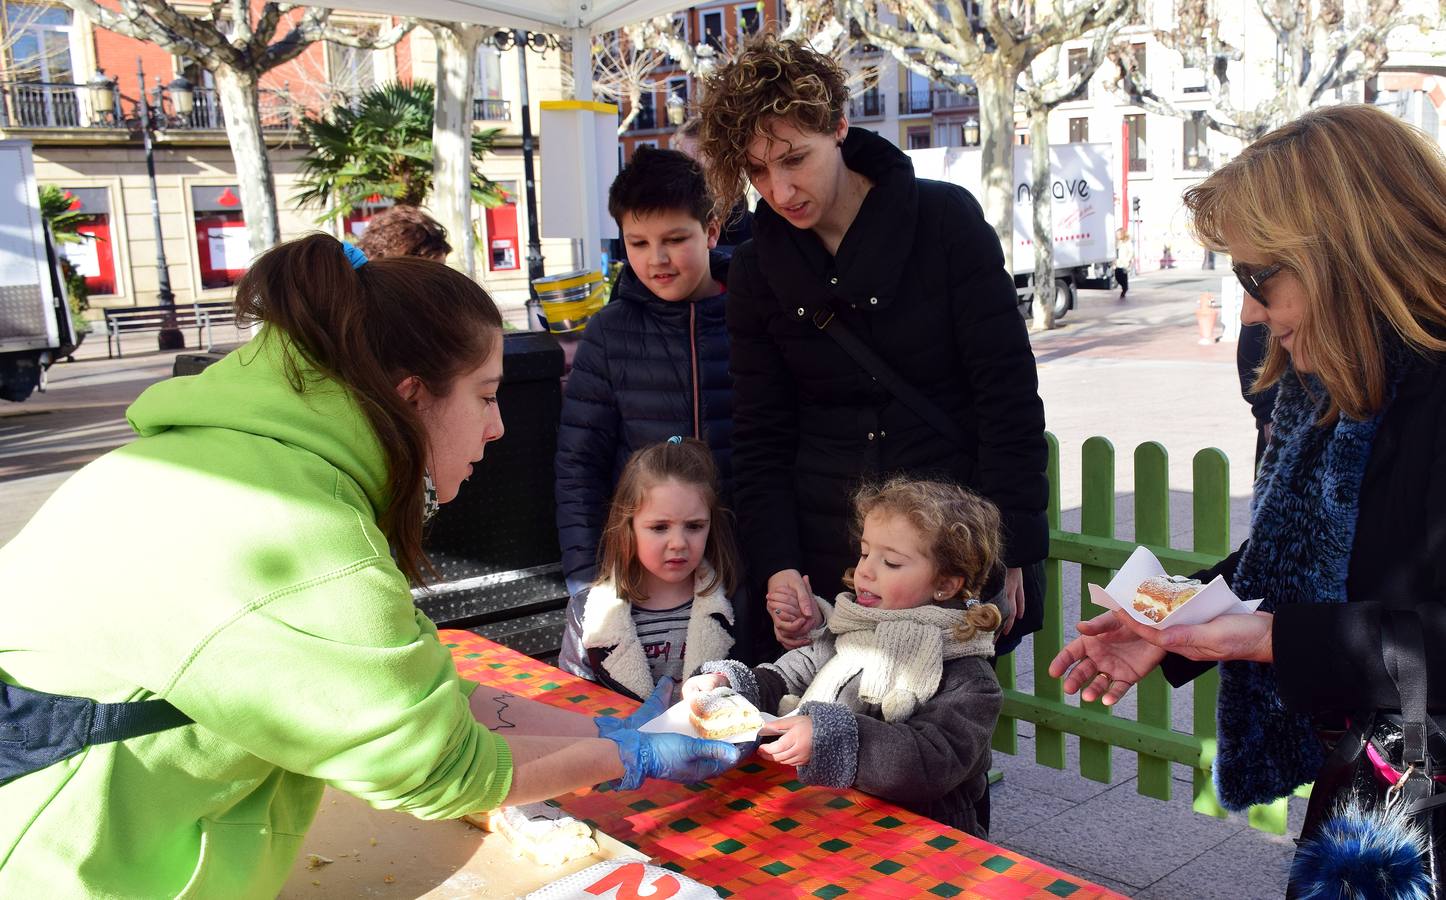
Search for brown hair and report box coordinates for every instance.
[234,233,503,585]
[696,35,849,219]
[595,438,740,604]
[356,205,452,261]
[1184,104,1446,423]
[846,477,1004,640]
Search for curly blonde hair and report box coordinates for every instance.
[845,477,1004,641]
[696,35,849,219]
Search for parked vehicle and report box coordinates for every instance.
[0,139,78,402]
[907,142,1119,321]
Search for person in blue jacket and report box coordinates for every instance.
[555,147,736,647]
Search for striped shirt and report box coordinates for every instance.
[631,599,693,685]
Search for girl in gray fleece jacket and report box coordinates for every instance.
[685,477,1005,838]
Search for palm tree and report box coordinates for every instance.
[295,80,504,223]
[39,185,94,334]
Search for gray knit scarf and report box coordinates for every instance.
[781,593,996,722]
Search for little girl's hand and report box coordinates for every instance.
[757,715,813,767]
[681,673,729,702]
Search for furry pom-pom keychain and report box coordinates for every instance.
[1290,797,1433,900]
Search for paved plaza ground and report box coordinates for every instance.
[0,269,1298,897]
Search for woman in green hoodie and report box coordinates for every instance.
[0,234,740,898]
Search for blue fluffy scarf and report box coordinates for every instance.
[1214,365,1394,811]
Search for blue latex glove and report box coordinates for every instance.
[604,728,744,790]
[595,677,675,738]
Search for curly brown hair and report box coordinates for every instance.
[845,477,1004,640]
[356,205,451,261]
[696,34,849,219]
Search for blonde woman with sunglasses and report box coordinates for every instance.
[1050,105,1446,893]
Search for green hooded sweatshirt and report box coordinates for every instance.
[0,330,512,898]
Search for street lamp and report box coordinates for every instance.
[963,116,980,147]
[132,57,184,350]
[168,75,195,120]
[492,27,562,328]
[87,70,116,126]
[666,92,686,127]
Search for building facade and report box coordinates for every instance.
[0,3,579,326]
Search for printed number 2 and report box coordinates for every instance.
[584,863,681,899]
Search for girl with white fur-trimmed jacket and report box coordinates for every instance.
[558,439,742,702]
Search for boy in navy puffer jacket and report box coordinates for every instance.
[556,148,738,678]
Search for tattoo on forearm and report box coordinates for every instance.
[490,695,518,729]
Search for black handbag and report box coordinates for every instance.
[1289,604,1446,899]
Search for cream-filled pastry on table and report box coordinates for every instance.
[467,806,598,867]
[688,686,763,739]
[1132,575,1204,623]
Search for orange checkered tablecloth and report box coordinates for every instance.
[443,630,1122,900]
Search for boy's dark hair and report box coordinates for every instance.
[356,205,451,261]
[607,146,714,228]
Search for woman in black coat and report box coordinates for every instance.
[1049,105,1446,894]
[696,37,1048,660]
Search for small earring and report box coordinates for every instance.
[934,591,945,599]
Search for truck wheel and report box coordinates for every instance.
[1052,279,1075,322]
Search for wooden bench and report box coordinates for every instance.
[104,301,237,359]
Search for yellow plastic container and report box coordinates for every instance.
[533,270,607,334]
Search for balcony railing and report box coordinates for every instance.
[0,81,118,128]
[473,97,511,121]
[848,92,885,120]
[1182,148,1213,172]
[932,88,976,111]
[898,89,933,115]
[0,81,300,133]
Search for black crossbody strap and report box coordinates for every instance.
[89,697,193,745]
[812,308,968,446]
[1382,606,1430,769]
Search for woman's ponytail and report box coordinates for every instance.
[234,233,502,584]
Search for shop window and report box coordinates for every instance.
[191,184,248,289]
[56,187,118,295]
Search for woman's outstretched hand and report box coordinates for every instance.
[603,729,744,789]
[1111,608,1275,665]
[1047,611,1167,706]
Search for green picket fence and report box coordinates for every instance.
[991,433,1294,834]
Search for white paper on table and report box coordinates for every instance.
[639,699,798,744]
[1087,545,1262,629]
[207,227,252,271]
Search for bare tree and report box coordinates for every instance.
[845,0,1135,268]
[59,0,411,256]
[424,21,491,277]
[592,31,667,134]
[1019,21,1127,330]
[1109,0,1426,141]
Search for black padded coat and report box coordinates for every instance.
[726,128,1048,622]
[554,253,733,588]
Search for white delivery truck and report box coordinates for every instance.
[0,139,78,402]
[907,142,1118,321]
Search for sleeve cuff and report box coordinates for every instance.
[701,660,760,707]
[797,700,857,789]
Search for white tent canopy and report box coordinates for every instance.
[322,0,686,55]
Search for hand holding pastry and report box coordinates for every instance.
[757,716,813,767]
[681,673,729,703]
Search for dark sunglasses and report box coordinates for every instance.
[1233,262,1283,304]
